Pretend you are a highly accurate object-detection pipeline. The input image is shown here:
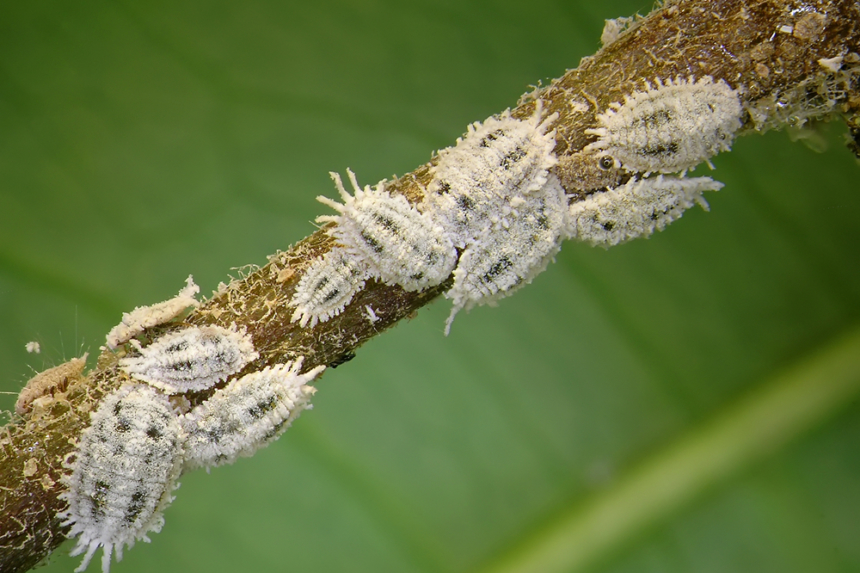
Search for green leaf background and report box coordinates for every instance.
[2,1,860,572]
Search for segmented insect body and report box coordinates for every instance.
[318,171,457,291]
[290,247,369,328]
[584,76,742,174]
[106,276,200,349]
[182,359,326,471]
[16,355,87,416]
[444,175,567,334]
[60,385,184,573]
[427,107,558,247]
[565,175,724,247]
[120,325,259,394]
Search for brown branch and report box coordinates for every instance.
[1,0,858,571]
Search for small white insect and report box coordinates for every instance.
[584,76,742,174]
[289,247,368,328]
[444,175,567,334]
[25,341,41,354]
[106,276,200,350]
[181,359,325,472]
[120,325,259,394]
[565,175,724,247]
[317,170,457,291]
[60,384,184,573]
[427,105,558,247]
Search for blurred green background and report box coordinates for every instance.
[2,1,860,572]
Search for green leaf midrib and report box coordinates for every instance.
[474,323,860,573]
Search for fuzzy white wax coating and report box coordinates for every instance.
[585,76,742,174]
[120,325,259,394]
[565,175,724,246]
[426,106,558,248]
[60,385,183,573]
[106,276,200,350]
[181,359,325,471]
[444,175,568,334]
[289,247,369,328]
[318,170,457,292]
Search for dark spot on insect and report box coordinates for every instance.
[113,401,125,416]
[483,257,513,282]
[170,360,194,373]
[536,213,549,230]
[640,109,673,128]
[640,141,679,157]
[360,230,384,254]
[248,395,278,420]
[479,129,505,147]
[146,425,162,440]
[115,418,131,433]
[90,480,111,519]
[598,156,615,170]
[372,213,399,233]
[410,272,425,281]
[166,340,189,353]
[436,181,451,195]
[602,220,616,231]
[329,351,356,368]
[457,195,476,211]
[320,287,342,304]
[313,277,329,291]
[500,147,527,169]
[264,418,291,441]
[125,490,147,524]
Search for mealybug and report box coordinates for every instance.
[584,76,742,174]
[318,170,456,291]
[565,175,723,246]
[60,385,184,573]
[289,247,368,328]
[120,325,258,394]
[427,105,558,247]
[106,276,200,350]
[182,358,325,471]
[444,175,567,334]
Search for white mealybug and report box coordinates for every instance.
[444,175,568,334]
[120,325,259,394]
[317,170,456,291]
[584,76,742,174]
[427,105,558,247]
[60,385,184,573]
[565,175,724,247]
[181,359,325,471]
[106,275,200,350]
[289,247,368,328]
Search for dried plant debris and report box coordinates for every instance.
[584,76,742,174]
[426,106,558,247]
[289,247,369,328]
[60,385,184,573]
[106,276,200,350]
[120,325,259,394]
[319,170,457,291]
[746,63,860,133]
[565,175,723,247]
[181,358,325,471]
[444,175,567,334]
[16,355,87,416]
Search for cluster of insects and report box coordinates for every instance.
[58,287,325,573]
[55,73,744,572]
[290,75,742,332]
